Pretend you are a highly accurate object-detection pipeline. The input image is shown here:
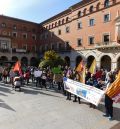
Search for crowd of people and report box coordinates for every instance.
[0,64,118,121]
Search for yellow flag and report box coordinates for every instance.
[89,59,96,74]
[80,66,86,83]
[76,60,86,83]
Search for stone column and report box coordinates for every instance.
[111,62,117,71]
[96,61,101,69]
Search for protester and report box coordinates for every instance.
[103,72,115,120]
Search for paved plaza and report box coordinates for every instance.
[0,82,120,129]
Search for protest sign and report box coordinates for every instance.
[64,77,105,106]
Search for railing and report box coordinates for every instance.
[95,41,118,48]
[0,48,10,53]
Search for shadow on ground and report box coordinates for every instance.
[97,103,120,121]
[0,100,16,112]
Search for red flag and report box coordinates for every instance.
[13,61,22,75]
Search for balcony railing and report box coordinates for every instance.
[95,41,119,48]
[0,48,10,53]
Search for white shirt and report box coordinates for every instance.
[34,70,42,77]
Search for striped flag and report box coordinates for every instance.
[76,60,86,83]
[89,59,96,74]
[106,71,120,103]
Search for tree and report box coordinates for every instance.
[39,50,65,68]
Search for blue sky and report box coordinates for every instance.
[0,0,81,23]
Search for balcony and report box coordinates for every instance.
[0,48,10,53]
[95,41,120,49]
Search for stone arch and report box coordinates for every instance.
[21,57,28,66]
[12,56,18,62]
[117,57,120,70]
[64,56,70,66]
[62,19,64,24]
[78,11,82,17]
[96,2,100,10]
[89,5,94,13]
[76,56,83,67]
[87,55,95,69]
[58,20,61,25]
[66,17,69,22]
[83,8,87,15]
[30,57,38,66]
[100,55,111,71]
[1,56,8,61]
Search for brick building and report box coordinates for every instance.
[0,15,40,66]
[40,0,120,71]
[0,0,120,70]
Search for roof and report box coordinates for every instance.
[41,0,97,25]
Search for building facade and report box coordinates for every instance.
[40,0,120,71]
[0,0,120,69]
[0,15,40,65]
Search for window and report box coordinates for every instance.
[51,44,55,49]
[12,32,17,38]
[89,6,94,13]
[58,43,62,49]
[58,20,61,25]
[13,25,17,30]
[40,34,43,40]
[78,22,82,29]
[45,33,48,39]
[32,28,36,33]
[78,11,82,17]
[1,41,8,49]
[1,23,6,28]
[112,0,116,4]
[32,34,36,40]
[55,22,57,27]
[83,8,87,15]
[103,34,110,43]
[66,17,69,22]
[65,41,70,48]
[89,36,94,45]
[58,29,61,35]
[66,26,70,33]
[89,19,95,26]
[23,26,27,31]
[77,39,82,46]
[23,33,27,39]
[104,14,110,22]
[51,32,54,37]
[104,0,110,7]
[62,19,64,24]
[23,44,27,50]
[96,3,100,10]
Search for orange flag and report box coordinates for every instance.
[76,60,84,72]
[106,71,120,103]
[13,61,22,75]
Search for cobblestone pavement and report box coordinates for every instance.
[0,82,120,129]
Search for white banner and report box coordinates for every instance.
[64,77,105,106]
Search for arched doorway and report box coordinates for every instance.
[76,56,82,67]
[12,56,18,62]
[87,56,95,69]
[117,57,120,70]
[21,57,28,66]
[1,56,8,61]
[30,57,38,66]
[64,56,70,66]
[101,55,111,71]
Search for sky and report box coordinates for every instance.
[0,0,81,23]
